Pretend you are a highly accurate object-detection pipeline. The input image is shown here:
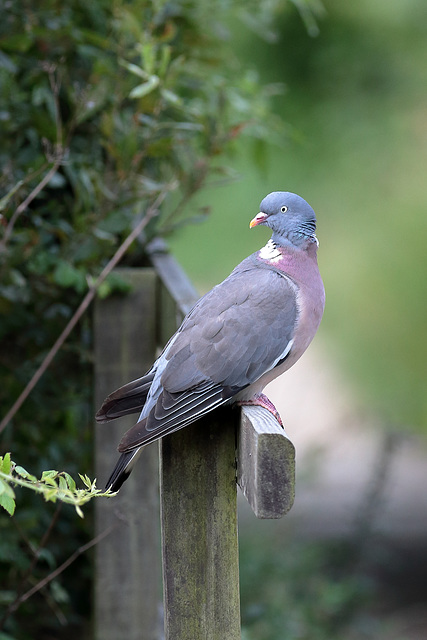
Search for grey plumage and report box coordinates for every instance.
[96,191,325,491]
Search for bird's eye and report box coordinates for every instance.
[281,205,288,213]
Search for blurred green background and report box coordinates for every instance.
[170,5,427,635]
[170,0,427,431]
[1,0,427,638]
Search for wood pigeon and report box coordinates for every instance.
[96,192,325,491]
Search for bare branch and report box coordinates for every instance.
[0,189,168,434]
[0,156,64,249]
[3,523,115,618]
[0,504,63,629]
[0,65,65,250]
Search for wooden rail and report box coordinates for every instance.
[94,240,295,639]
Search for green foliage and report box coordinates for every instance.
[0,453,110,519]
[0,454,15,516]
[171,0,427,431]
[0,0,286,636]
[263,0,427,430]
[240,533,372,640]
[239,523,425,640]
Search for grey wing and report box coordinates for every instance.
[95,372,155,422]
[118,264,298,452]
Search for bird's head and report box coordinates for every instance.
[250,192,318,248]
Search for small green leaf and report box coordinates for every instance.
[129,75,160,99]
[63,472,76,491]
[75,504,84,518]
[53,260,87,292]
[41,471,58,487]
[2,452,11,474]
[0,494,15,516]
[0,453,12,475]
[41,470,57,480]
[14,465,36,481]
[50,579,70,604]
[0,479,15,498]
[43,488,58,502]
[78,473,92,489]
[119,58,149,80]
[96,281,112,299]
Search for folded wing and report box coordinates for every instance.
[101,259,298,453]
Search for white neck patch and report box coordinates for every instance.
[259,239,282,262]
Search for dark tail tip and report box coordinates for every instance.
[105,470,130,493]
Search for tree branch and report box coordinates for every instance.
[2,523,115,619]
[0,504,63,629]
[0,65,65,251]
[0,157,64,249]
[0,189,167,435]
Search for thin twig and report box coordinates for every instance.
[3,523,115,616]
[0,189,167,435]
[0,504,63,629]
[0,65,64,250]
[17,503,62,592]
[0,158,64,249]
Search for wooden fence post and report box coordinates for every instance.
[93,242,296,640]
[160,412,240,640]
[94,268,161,640]
[238,405,295,519]
[148,242,295,639]
[149,241,241,639]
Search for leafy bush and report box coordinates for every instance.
[0,0,286,636]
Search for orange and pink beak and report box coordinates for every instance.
[249,212,268,228]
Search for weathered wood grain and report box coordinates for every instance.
[238,405,295,519]
[160,409,241,640]
[94,268,161,640]
[153,254,241,640]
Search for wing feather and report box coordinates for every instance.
[100,257,298,458]
[95,372,155,422]
[118,386,232,451]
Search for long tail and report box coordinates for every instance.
[105,448,143,492]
